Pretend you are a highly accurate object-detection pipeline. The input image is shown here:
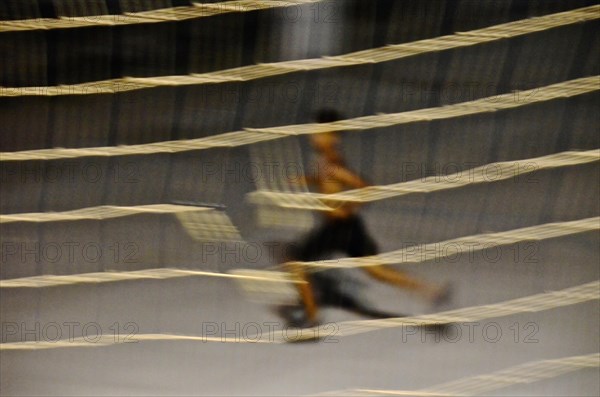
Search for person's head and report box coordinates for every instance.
[315,108,342,124]
[310,108,342,153]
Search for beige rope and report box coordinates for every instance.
[0,280,597,348]
[2,217,597,288]
[0,6,598,96]
[0,204,208,223]
[1,76,598,162]
[0,0,327,32]
[0,267,302,289]
[297,216,600,272]
[316,353,600,396]
[321,280,599,340]
[0,204,242,241]
[247,149,600,211]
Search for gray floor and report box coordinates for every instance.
[1,179,599,396]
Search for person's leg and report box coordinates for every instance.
[341,296,405,319]
[283,220,340,324]
[328,290,405,318]
[313,271,405,318]
[348,216,449,304]
[362,265,446,300]
[282,262,319,325]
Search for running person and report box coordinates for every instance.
[281,109,448,327]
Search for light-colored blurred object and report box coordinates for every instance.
[249,138,314,230]
[175,208,241,242]
[229,268,300,305]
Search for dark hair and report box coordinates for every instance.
[315,108,342,123]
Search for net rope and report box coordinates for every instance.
[0,204,241,241]
[1,2,598,395]
[294,216,599,272]
[314,352,600,396]
[247,149,600,211]
[0,6,598,97]
[1,76,598,162]
[2,216,596,288]
[0,268,301,289]
[0,0,328,32]
[1,280,597,348]
[0,204,209,223]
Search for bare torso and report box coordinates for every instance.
[312,156,364,219]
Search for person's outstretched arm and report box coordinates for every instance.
[330,165,368,189]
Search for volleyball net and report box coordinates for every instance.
[1,1,598,395]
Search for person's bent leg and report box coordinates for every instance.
[339,294,406,319]
[318,282,405,319]
[363,264,449,304]
[283,220,340,325]
[284,262,319,324]
[347,217,449,305]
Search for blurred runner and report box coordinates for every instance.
[280,109,449,328]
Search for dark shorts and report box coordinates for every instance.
[290,214,378,262]
[290,214,379,308]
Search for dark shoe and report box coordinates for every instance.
[274,305,321,329]
[431,283,452,308]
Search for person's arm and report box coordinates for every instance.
[331,165,369,189]
[300,174,318,186]
[287,171,319,187]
